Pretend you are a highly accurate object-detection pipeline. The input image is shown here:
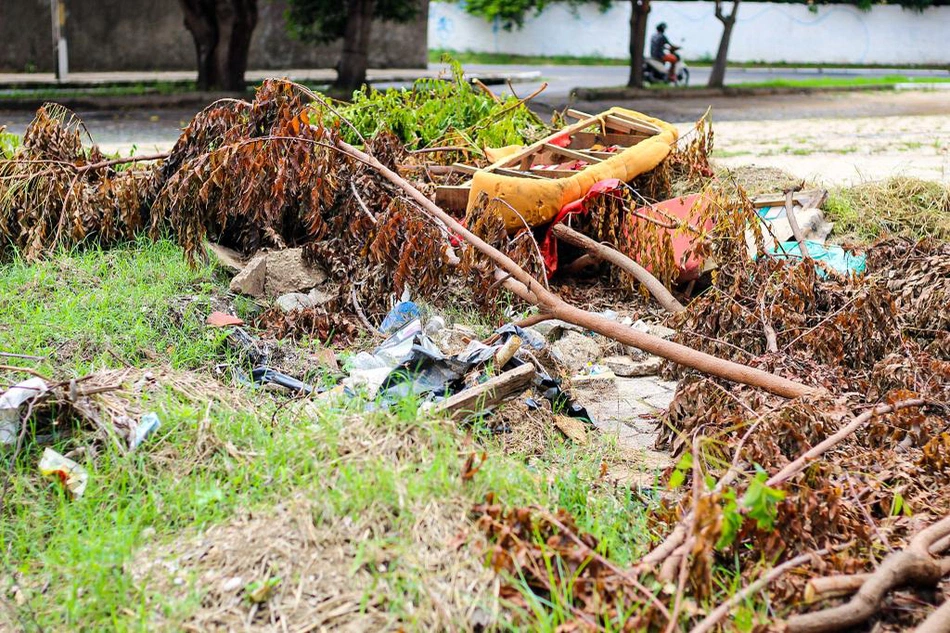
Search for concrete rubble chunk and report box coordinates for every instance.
[228,253,267,298]
[275,292,313,313]
[603,355,663,377]
[263,248,327,297]
[228,248,329,299]
[632,319,676,340]
[549,331,603,374]
[433,325,478,356]
[307,287,335,307]
[530,319,583,342]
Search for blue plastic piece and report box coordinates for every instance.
[765,240,866,277]
[379,301,422,334]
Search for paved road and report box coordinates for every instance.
[2,63,948,156]
[393,61,948,102]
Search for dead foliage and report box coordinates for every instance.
[474,493,667,631]
[133,416,497,631]
[255,306,360,346]
[3,366,242,453]
[473,191,949,629]
[0,105,151,260]
[639,221,950,626]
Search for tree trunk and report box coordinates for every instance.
[179,0,257,92]
[627,0,650,88]
[707,0,738,89]
[335,0,377,92]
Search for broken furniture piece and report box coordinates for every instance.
[434,108,678,230]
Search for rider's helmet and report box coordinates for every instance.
[657,22,667,32]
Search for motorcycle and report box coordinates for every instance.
[643,47,690,86]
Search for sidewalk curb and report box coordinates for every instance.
[571,84,899,101]
[0,71,539,111]
[0,92,249,112]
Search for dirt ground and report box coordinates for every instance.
[577,90,950,184]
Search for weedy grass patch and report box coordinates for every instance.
[825,176,950,242]
[0,242,659,631]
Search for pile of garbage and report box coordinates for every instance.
[1,76,949,631]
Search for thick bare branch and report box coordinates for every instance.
[335,139,815,400]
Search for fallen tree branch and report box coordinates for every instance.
[0,364,51,382]
[75,152,169,173]
[767,399,927,488]
[806,557,950,602]
[914,597,950,633]
[336,140,815,400]
[550,223,685,313]
[690,550,828,633]
[639,399,928,573]
[788,515,950,633]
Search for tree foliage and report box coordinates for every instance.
[285,0,419,44]
[286,0,424,91]
[460,0,611,29]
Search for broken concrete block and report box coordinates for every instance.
[530,319,584,342]
[433,325,478,356]
[275,292,313,313]
[603,355,663,377]
[229,253,267,298]
[549,331,603,374]
[307,287,335,307]
[632,320,676,340]
[263,248,327,296]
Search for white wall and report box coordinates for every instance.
[429,1,950,65]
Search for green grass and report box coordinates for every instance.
[0,81,198,101]
[429,49,629,66]
[729,74,950,90]
[0,241,661,630]
[824,177,950,242]
[429,49,950,72]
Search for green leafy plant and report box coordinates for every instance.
[333,58,547,151]
[741,468,785,531]
[0,131,19,159]
[715,468,786,551]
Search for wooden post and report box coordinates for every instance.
[50,0,68,81]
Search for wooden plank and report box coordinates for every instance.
[578,149,621,160]
[610,110,662,134]
[543,143,603,163]
[431,363,536,420]
[449,162,479,175]
[495,113,608,168]
[525,169,587,179]
[494,168,546,179]
[752,190,821,209]
[435,185,471,212]
[565,109,595,120]
[493,109,660,172]
[568,131,643,150]
[605,114,661,136]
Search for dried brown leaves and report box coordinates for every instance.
[0,105,150,260]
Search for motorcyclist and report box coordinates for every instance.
[650,22,680,83]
